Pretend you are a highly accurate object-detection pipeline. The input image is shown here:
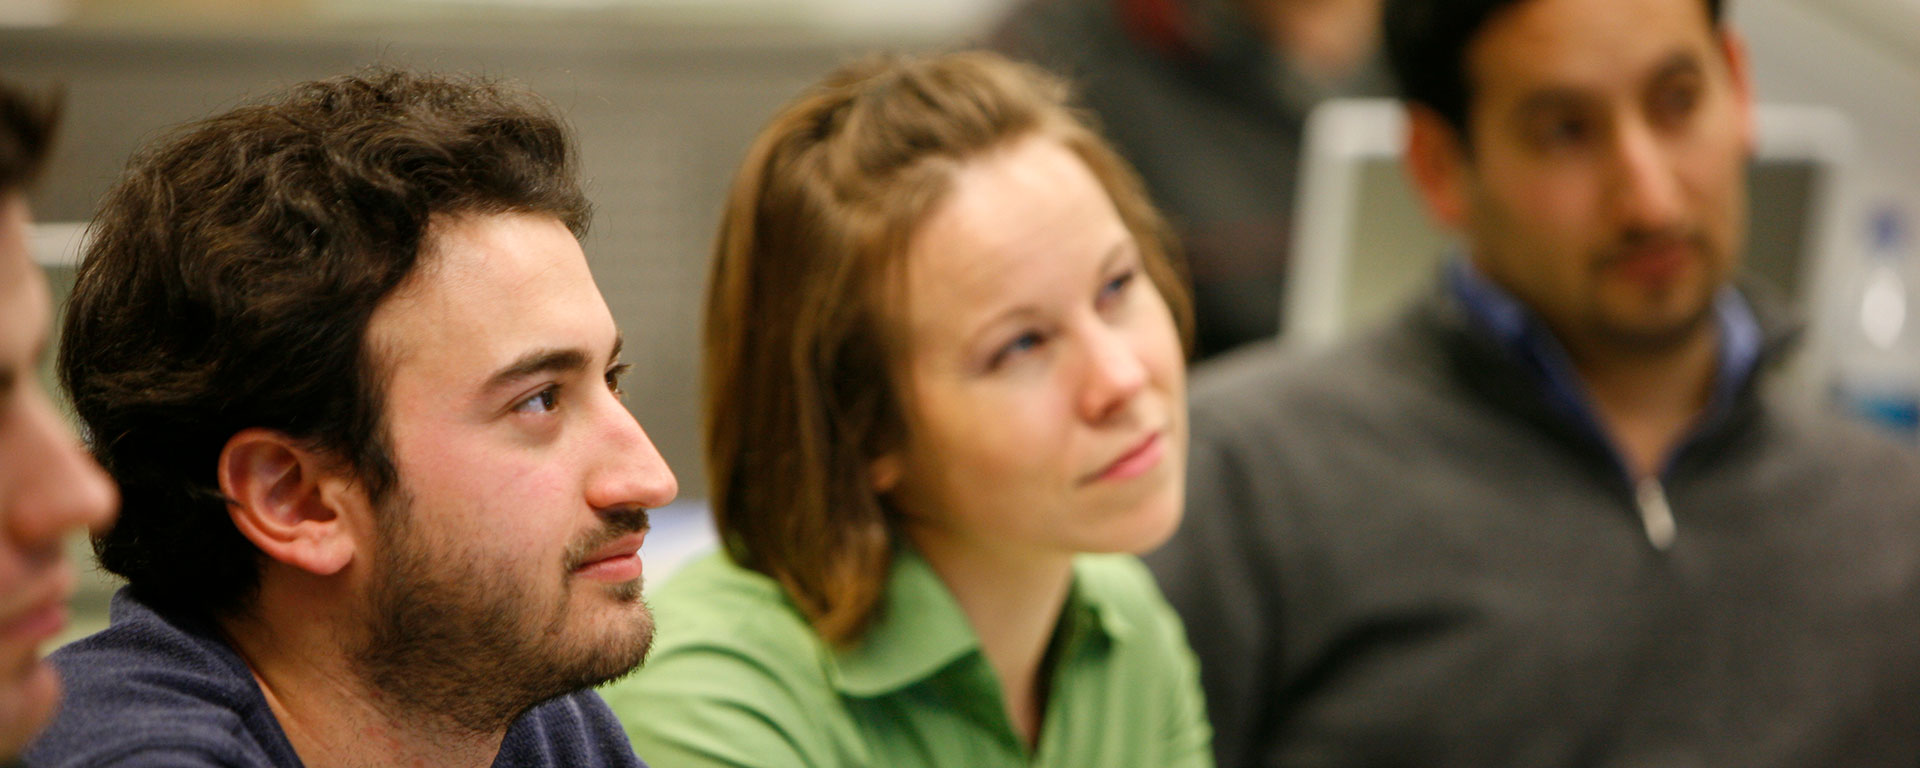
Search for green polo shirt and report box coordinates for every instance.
[601,546,1213,767]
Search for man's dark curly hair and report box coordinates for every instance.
[1383,0,1727,142]
[59,67,592,619]
[0,75,59,196]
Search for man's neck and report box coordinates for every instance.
[1562,324,1722,482]
[219,585,509,768]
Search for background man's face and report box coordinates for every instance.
[351,211,677,729]
[0,194,116,758]
[1454,0,1753,353]
[1242,0,1384,86]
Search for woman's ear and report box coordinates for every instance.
[869,453,904,495]
[218,428,359,576]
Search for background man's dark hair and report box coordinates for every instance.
[1382,0,1728,140]
[0,76,59,196]
[60,67,592,620]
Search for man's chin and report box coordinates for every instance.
[569,598,654,684]
[0,662,60,759]
[565,622,653,690]
[1595,306,1718,354]
[600,576,645,603]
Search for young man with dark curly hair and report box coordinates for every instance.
[27,68,677,768]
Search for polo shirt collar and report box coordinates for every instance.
[828,548,1129,698]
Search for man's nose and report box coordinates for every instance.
[1609,118,1688,231]
[7,386,118,550]
[584,392,679,514]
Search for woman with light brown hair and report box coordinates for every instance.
[600,50,1212,767]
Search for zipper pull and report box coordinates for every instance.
[1635,478,1677,551]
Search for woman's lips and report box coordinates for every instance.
[1090,432,1165,484]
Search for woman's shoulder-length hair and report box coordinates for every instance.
[702,49,1193,645]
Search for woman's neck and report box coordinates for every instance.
[904,525,1075,749]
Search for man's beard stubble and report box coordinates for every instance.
[351,494,654,735]
[1587,228,1727,355]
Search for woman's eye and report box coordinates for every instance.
[987,331,1046,371]
[1099,269,1137,307]
[513,386,560,415]
[606,363,632,397]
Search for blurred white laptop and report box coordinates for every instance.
[30,220,85,268]
[1283,98,1857,396]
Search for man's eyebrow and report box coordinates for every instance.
[1513,51,1704,120]
[482,348,592,393]
[1647,50,1704,84]
[481,334,626,394]
[0,365,15,401]
[1512,87,1590,122]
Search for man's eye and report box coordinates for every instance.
[1538,117,1591,148]
[513,386,559,415]
[606,363,632,397]
[1650,84,1700,125]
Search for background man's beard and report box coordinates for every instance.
[1592,298,1720,356]
[1589,230,1726,355]
[351,497,653,734]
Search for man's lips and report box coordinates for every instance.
[1602,237,1698,285]
[1085,432,1166,484]
[0,569,75,648]
[572,532,647,583]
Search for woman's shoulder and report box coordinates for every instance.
[610,550,839,707]
[1070,552,1170,608]
[1070,553,1192,650]
[1067,554,1215,766]
[603,551,856,766]
[646,550,826,661]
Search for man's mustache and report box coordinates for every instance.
[564,507,651,570]
[1594,228,1710,267]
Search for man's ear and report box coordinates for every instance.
[1404,104,1473,232]
[1717,27,1758,156]
[218,428,359,576]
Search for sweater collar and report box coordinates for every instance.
[1443,258,1769,478]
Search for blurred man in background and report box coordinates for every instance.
[27,68,676,767]
[992,0,1391,359]
[0,77,117,765]
[1151,0,1920,765]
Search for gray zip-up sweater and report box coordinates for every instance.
[1149,281,1920,768]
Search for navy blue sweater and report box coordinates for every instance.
[25,589,646,767]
